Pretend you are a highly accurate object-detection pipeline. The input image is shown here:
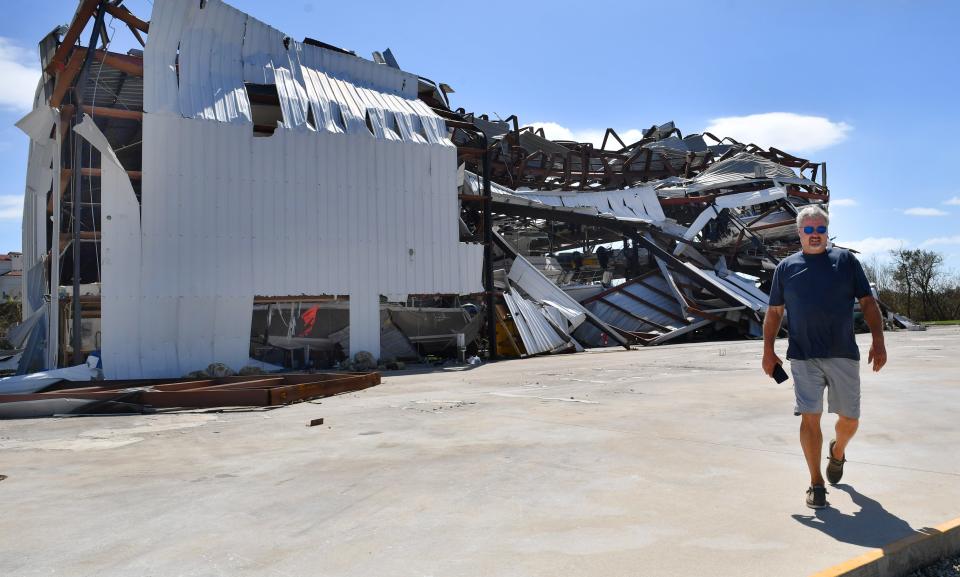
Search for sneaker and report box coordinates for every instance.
[826,439,846,485]
[806,485,828,509]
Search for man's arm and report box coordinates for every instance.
[762,305,785,376]
[859,295,887,372]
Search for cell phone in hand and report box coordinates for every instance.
[772,363,789,384]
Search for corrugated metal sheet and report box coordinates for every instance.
[704,271,769,313]
[515,187,665,223]
[104,0,482,377]
[15,101,55,324]
[681,152,814,193]
[178,0,250,124]
[577,274,687,343]
[148,0,446,146]
[73,115,143,378]
[507,255,587,329]
[503,287,568,356]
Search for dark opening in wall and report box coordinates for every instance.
[245,83,284,136]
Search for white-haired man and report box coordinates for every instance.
[762,204,887,509]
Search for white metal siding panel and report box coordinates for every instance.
[73,116,143,378]
[136,115,480,374]
[144,0,194,114]
[132,0,479,375]
[177,0,250,123]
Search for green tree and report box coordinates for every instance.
[890,248,944,321]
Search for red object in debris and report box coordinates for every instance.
[298,306,320,337]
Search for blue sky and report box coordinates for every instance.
[1,0,958,268]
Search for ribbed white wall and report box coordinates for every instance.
[96,0,482,378]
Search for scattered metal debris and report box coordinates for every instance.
[0,372,379,419]
[12,0,910,377]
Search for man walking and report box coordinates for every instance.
[762,205,887,509]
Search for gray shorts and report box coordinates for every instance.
[790,358,861,419]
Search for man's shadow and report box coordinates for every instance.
[792,484,930,549]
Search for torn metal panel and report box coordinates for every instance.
[176,0,250,124]
[676,186,787,255]
[502,287,569,356]
[15,100,56,321]
[678,152,815,193]
[73,115,143,378]
[508,255,586,330]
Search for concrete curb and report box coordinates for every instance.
[810,516,960,577]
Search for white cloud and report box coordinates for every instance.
[0,37,40,111]
[0,195,23,220]
[830,198,858,207]
[904,207,949,217]
[524,122,646,149]
[921,236,960,247]
[944,196,960,206]
[703,112,851,154]
[839,237,907,257]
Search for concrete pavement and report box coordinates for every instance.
[1,327,958,577]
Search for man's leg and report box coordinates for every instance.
[832,415,859,460]
[800,412,825,486]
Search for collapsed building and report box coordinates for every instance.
[11,0,836,379]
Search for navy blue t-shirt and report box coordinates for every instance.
[768,248,872,360]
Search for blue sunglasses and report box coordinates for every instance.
[802,225,827,234]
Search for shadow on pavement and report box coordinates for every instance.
[792,484,929,549]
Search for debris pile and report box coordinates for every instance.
[0,371,379,419]
[13,0,898,375]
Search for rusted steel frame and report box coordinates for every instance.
[74,47,144,76]
[268,373,381,405]
[0,374,381,408]
[517,150,543,181]
[0,391,142,402]
[139,390,270,408]
[617,328,657,344]
[594,296,674,332]
[632,236,744,308]
[745,206,779,228]
[537,153,556,189]
[614,288,687,326]
[685,304,740,328]
[62,168,143,184]
[487,161,672,183]
[642,148,654,179]
[39,379,215,393]
[562,151,573,184]
[580,269,659,304]
[104,3,149,33]
[579,149,589,190]
[788,189,829,202]
[61,104,143,121]
[171,377,288,392]
[600,128,627,151]
[45,0,102,74]
[82,105,143,120]
[634,276,689,308]
[50,50,86,108]
[748,219,795,233]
